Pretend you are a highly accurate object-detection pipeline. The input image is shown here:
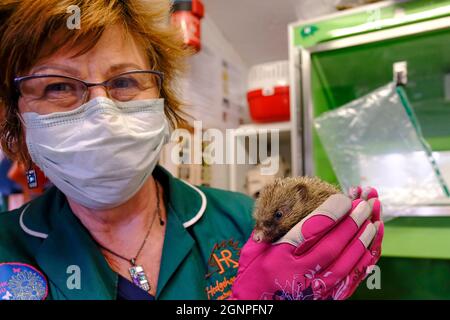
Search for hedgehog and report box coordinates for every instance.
[252,176,340,243]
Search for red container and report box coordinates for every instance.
[171,0,204,52]
[247,86,290,123]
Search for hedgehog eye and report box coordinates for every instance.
[274,210,283,220]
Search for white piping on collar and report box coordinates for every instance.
[19,204,49,239]
[179,180,207,228]
[18,179,207,237]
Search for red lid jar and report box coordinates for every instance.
[247,61,290,123]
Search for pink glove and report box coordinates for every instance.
[231,187,384,300]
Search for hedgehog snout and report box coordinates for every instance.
[253,230,264,242]
[253,223,273,243]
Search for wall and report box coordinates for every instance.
[160,14,250,189]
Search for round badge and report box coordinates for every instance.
[0,263,48,300]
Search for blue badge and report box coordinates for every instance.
[0,263,48,300]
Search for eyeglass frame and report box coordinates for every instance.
[13,70,165,104]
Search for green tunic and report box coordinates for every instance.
[0,166,255,300]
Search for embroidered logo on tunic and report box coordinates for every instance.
[205,239,241,300]
[0,263,48,300]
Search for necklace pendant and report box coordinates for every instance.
[129,265,151,292]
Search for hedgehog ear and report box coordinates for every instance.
[296,184,308,201]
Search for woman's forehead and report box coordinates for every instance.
[30,24,150,78]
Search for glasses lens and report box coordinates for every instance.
[107,72,161,101]
[19,76,86,113]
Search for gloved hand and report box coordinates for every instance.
[231,187,384,300]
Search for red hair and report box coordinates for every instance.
[0,0,188,164]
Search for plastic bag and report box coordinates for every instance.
[314,82,449,216]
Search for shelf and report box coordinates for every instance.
[382,216,450,260]
[228,121,293,193]
[231,121,291,137]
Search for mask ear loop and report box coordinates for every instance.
[15,109,38,189]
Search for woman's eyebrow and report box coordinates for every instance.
[108,63,145,74]
[30,64,82,77]
[29,63,146,78]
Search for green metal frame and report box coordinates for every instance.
[288,0,450,299]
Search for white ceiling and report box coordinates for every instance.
[203,0,339,67]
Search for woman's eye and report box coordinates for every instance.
[43,82,77,99]
[274,210,283,220]
[45,83,74,93]
[111,77,139,89]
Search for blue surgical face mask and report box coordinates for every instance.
[22,97,170,209]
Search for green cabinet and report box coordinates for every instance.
[289,0,450,299]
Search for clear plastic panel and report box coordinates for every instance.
[314,82,449,216]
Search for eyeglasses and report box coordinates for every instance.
[14,70,164,114]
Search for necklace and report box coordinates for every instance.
[97,178,165,292]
